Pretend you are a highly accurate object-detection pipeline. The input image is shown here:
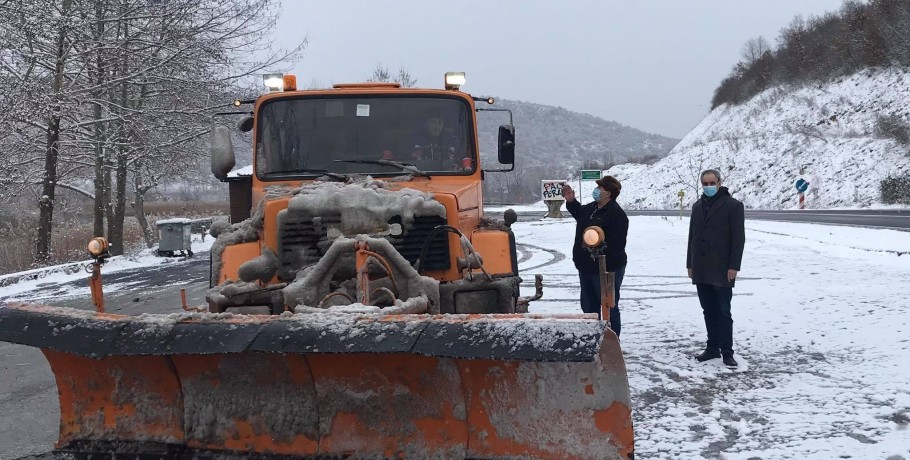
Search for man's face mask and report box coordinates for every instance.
[592,188,602,201]
[702,175,719,197]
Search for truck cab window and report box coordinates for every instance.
[256,97,476,179]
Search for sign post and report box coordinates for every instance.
[677,190,685,220]
[795,178,810,209]
[541,180,567,218]
[579,170,602,204]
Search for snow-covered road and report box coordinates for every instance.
[517,216,910,459]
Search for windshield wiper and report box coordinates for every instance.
[265,169,347,182]
[333,159,430,178]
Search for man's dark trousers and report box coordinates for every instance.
[579,264,625,336]
[696,283,733,355]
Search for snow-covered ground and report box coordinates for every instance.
[1,216,909,459]
[602,68,910,210]
[516,216,910,459]
[0,235,215,300]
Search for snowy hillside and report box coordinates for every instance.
[606,68,910,209]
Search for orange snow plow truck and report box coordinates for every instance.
[0,73,633,459]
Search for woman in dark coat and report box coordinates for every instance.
[563,176,628,336]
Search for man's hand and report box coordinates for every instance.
[688,268,692,279]
[563,184,575,202]
[727,269,738,282]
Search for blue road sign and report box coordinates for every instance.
[795,178,809,193]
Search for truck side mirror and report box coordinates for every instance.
[498,125,515,164]
[210,125,236,181]
[237,116,254,133]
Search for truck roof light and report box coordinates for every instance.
[283,74,297,91]
[263,73,283,92]
[445,72,466,90]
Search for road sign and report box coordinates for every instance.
[580,170,602,180]
[795,178,810,193]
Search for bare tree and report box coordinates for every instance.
[0,0,84,264]
[741,36,771,66]
[671,148,710,198]
[98,1,303,255]
[397,68,417,88]
[0,0,305,261]
[367,65,392,83]
[367,63,418,87]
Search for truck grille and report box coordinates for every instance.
[390,215,450,272]
[276,212,450,281]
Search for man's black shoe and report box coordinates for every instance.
[722,354,738,367]
[695,349,721,362]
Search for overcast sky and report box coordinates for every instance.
[276,0,846,139]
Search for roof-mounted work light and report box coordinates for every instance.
[444,72,466,90]
[263,73,284,92]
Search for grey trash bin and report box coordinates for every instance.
[156,218,193,257]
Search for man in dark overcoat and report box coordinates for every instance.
[563,176,628,336]
[687,169,745,367]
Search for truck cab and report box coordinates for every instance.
[209,73,521,315]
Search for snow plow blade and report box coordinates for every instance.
[0,302,633,459]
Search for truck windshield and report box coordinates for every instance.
[256,96,476,179]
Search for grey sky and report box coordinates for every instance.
[276,0,846,138]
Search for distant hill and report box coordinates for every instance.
[476,99,678,203]
[606,68,910,209]
[477,99,677,169]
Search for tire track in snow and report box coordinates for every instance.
[515,243,566,271]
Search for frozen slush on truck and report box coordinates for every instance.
[0,72,634,459]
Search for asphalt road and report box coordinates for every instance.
[514,208,910,230]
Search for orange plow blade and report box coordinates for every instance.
[0,303,633,459]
